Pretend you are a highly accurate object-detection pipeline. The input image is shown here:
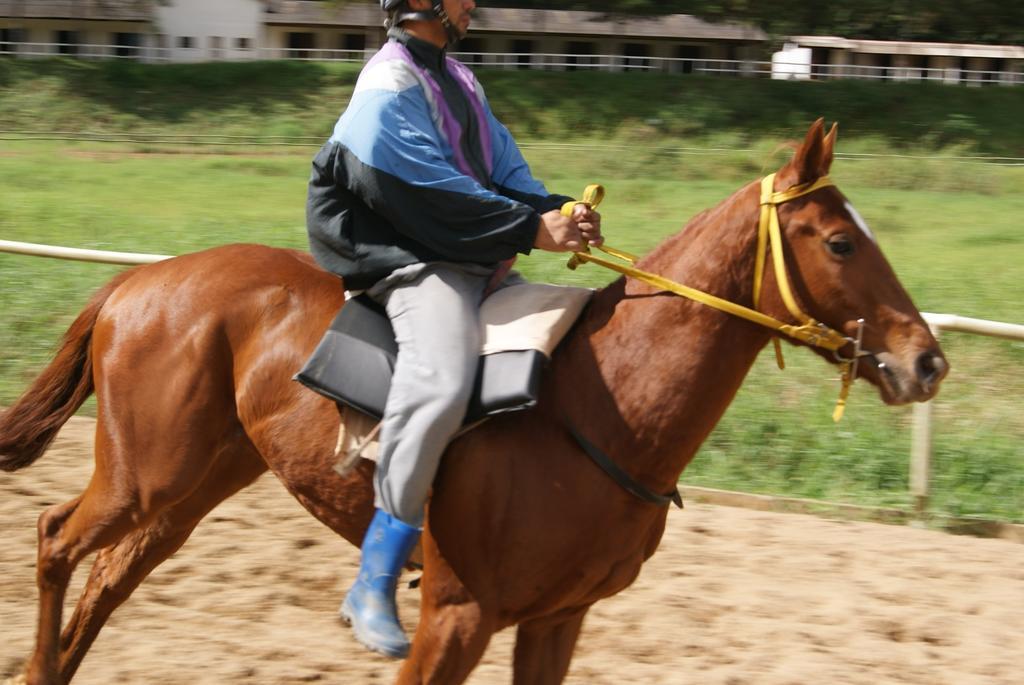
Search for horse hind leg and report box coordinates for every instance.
[24,407,244,685]
[56,440,266,683]
[54,520,189,683]
[24,460,148,685]
[512,608,589,685]
[23,495,86,685]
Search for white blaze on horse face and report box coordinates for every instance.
[843,201,877,244]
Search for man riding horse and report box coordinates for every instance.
[305,0,603,658]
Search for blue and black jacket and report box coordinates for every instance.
[306,30,572,290]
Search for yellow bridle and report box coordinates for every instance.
[564,177,862,421]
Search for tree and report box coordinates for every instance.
[488,0,1024,45]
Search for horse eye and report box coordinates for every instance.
[826,236,854,257]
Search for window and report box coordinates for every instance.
[177,36,194,49]
[341,33,365,51]
[287,32,315,59]
[725,44,739,76]
[511,39,533,70]
[210,35,222,59]
[622,43,649,71]
[1,28,24,56]
[236,37,252,50]
[337,33,365,60]
[810,47,831,78]
[911,54,930,80]
[565,41,595,71]
[877,53,893,80]
[56,30,79,55]
[456,37,483,65]
[985,58,1005,83]
[675,45,703,74]
[958,56,971,83]
[114,32,140,59]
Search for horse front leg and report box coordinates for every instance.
[396,602,494,685]
[512,608,589,685]
[395,554,496,685]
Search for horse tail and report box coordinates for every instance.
[0,269,136,472]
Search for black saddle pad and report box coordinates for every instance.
[294,295,545,424]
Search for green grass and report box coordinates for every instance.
[2,59,1024,154]
[685,340,1024,522]
[1,59,1022,523]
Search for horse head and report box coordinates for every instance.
[760,119,948,405]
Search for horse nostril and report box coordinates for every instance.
[915,351,948,387]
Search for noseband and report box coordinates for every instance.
[567,178,872,421]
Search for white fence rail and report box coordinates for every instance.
[2,239,1020,522]
[0,239,170,265]
[3,132,1023,166]
[2,41,1022,85]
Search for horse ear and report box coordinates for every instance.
[821,122,838,176]
[788,118,827,184]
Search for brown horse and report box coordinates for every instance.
[0,120,947,684]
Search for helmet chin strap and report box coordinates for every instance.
[392,3,464,45]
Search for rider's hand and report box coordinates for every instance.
[535,210,584,252]
[570,203,603,247]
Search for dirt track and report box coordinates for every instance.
[2,417,1022,684]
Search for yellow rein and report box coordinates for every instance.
[564,178,857,422]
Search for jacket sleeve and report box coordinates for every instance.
[333,86,539,263]
[480,89,574,214]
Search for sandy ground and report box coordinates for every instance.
[2,417,1022,685]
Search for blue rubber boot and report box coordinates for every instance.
[340,509,422,658]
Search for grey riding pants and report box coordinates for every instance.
[366,261,498,528]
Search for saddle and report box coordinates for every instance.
[295,281,593,432]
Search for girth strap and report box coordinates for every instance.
[566,422,683,509]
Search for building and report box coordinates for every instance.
[781,36,1024,86]
[260,1,767,70]
[1,1,1020,84]
[0,0,153,59]
[154,0,267,63]
[0,0,767,70]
